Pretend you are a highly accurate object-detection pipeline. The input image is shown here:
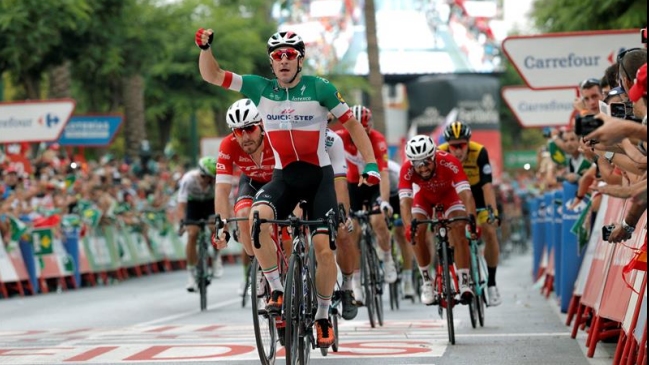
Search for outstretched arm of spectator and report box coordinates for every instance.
[585,113,648,145]
[620,139,648,172]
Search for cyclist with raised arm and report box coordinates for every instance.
[176,157,220,292]
[387,159,416,299]
[336,105,398,305]
[398,135,478,305]
[438,122,502,306]
[196,29,379,348]
[211,99,275,296]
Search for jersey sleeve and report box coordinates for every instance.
[372,132,389,171]
[215,137,235,185]
[223,73,269,105]
[476,147,493,188]
[315,77,353,124]
[176,175,190,203]
[398,162,414,199]
[447,156,471,195]
[326,130,348,178]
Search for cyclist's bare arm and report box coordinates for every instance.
[457,190,477,218]
[481,182,498,218]
[214,182,232,221]
[176,202,187,226]
[400,196,413,228]
[334,177,351,216]
[197,29,227,86]
[343,120,377,168]
[380,170,390,203]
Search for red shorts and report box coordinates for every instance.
[411,189,465,218]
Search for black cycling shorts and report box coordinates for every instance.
[253,161,337,231]
[185,199,215,222]
[348,183,380,212]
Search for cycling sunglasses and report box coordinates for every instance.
[269,48,302,61]
[617,48,643,88]
[413,158,433,168]
[233,124,259,137]
[448,142,468,150]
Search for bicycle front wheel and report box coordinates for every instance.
[197,238,208,311]
[441,242,455,345]
[360,238,376,328]
[284,255,302,365]
[250,258,277,365]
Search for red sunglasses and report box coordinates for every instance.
[449,142,468,150]
[270,48,301,61]
[233,124,259,137]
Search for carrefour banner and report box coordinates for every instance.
[0,99,75,143]
[58,115,123,146]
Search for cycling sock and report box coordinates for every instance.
[402,269,412,282]
[382,249,393,263]
[315,293,332,320]
[262,266,283,292]
[488,266,497,287]
[341,272,353,291]
[457,268,470,286]
[419,266,432,282]
[352,270,362,287]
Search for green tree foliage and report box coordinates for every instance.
[532,0,647,32]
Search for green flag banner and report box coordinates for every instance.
[32,227,54,256]
[571,199,593,254]
[9,216,29,242]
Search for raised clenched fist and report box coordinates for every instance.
[195,28,214,50]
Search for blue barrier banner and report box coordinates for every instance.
[58,115,123,146]
[62,221,81,288]
[18,239,39,294]
[553,189,563,302]
[531,198,543,280]
[544,192,554,254]
[559,182,584,313]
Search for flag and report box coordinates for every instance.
[9,216,28,242]
[82,207,102,228]
[622,240,647,294]
[570,199,592,254]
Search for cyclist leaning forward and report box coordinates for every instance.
[212,98,275,296]
[398,135,479,305]
[176,157,218,292]
[438,121,502,306]
[196,28,380,347]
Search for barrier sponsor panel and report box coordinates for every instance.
[558,182,584,312]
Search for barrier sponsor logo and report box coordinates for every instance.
[58,115,123,146]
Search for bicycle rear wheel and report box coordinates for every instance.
[251,258,277,365]
[284,255,302,365]
[300,254,314,364]
[371,252,384,327]
[441,242,455,345]
[242,264,251,308]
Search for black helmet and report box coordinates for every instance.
[443,121,472,141]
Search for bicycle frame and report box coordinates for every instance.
[181,216,216,311]
[252,203,337,365]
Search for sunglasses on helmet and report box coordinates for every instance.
[233,124,259,137]
[579,78,600,89]
[269,48,302,61]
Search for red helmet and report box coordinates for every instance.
[351,105,372,128]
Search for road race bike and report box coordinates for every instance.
[466,207,495,329]
[410,205,474,345]
[252,201,338,365]
[349,203,389,328]
[180,215,216,311]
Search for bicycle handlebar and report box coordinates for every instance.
[410,215,473,243]
[213,215,249,243]
[252,209,338,250]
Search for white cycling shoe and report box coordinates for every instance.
[383,260,398,284]
[420,281,437,305]
[488,286,502,307]
[403,280,415,299]
[185,274,197,293]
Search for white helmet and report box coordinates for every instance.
[267,31,305,56]
[226,99,261,129]
[405,135,437,161]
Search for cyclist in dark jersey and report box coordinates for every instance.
[438,121,502,306]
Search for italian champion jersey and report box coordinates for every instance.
[222,73,354,169]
